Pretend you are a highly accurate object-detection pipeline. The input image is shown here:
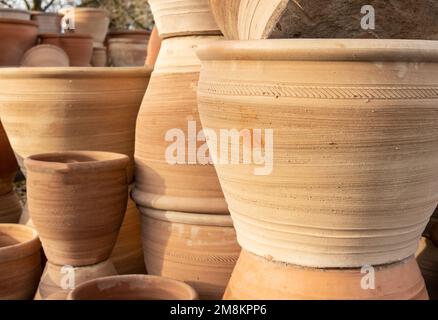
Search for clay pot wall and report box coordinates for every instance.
[0,8,30,20]
[108,39,147,67]
[91,45,107,67]
[31,12,62,34]
[40,33,93,66]
[145,26,161,68]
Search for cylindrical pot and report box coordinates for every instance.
[0,224,41,300]
[68,275,198,300]
[21,44,70,67]
[108,39,147,67]
[25,151,129,266]
[197,39,438,268]
[133,35,227,214]
[0,121,18,195]
[140,207,240,300]
[40,33,93,66]
[108,29,151,42]
[416,237,438,300]
[148,0,221,39]
[145,26,161,68]
[31,11,62,34]
[91,44,107,67]
[0,18,38,66]
[0,8,30,20]
[35,260,117,300]
[225,250,428,300]
[0,191,22,223]
[61,8,110,44]
[0,67,151,182]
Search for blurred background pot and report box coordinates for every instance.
[40,33,93,66]
[61,8,110,44]
[31,11,62,34]
[108,38,147,67]
[0,192,22,223]
[91,44,107,67]
[0,8,30,20]
[20,44,69,67]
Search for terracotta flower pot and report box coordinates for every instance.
[416,237,438,300]
[0,8,30,20]
[0,192,22,223]
[0,67,151,182]
[108,39,147,67]
[0,18,38,66]
[140,207,240,300]
[197,39,438,268]
[40,33,93,66]
[145,26,161,68]
[0,121,18,195]
[21,44,70,67]
[91,45,107,67]
[35,260,117,300]
[31,11,62,34]
[61,8,110,44]
[108,29,151,42]
[148,0,221,39]
[133,35,227,214]
[25,151,129,266]
[225,250,428,300]
[68,275,198,300]
[0,224,41,300]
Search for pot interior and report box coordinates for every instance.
[28,151,126,165]
[0,225,35,249]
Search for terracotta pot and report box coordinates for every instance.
[140,207,240,300]
[21,44,70,67]
[31,11,62,34]
[145,26,161,68]
[0,19,38,66]
[61,8,110,44]
[197,39,438,268]
[108,39,147,67]
[25,151,129,266]
[133,35,227,214]
[0,224,41,300]
[0,192,22,223]
[40,33,93,66]
[68,275,198,300]
[148,0,221,39]
[416,237,438,300]
[35,260,117,300]
[91,44,107,67]
[0,67,151,182]
[0,121,18,195]
[0,8,30,20]
[225,250,428,300]
[108,29,151,42]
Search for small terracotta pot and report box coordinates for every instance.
[108,29,151,42]
[140,207,240,300]
[91,45,107,67]
[0,121,18,195]
[21,44,70,67]
[0,8,30,20]
[35,260,117,300]
[68,275,198,300]
[0,18,38,66]
[225,250,428,300]
[40,33,93,66]
[0,224,41,300]
[108,39,147,67]
[0,191,22,223]
[61,8,110,44]
[25,151,129,266]
[416,237,438,300]
[145,26,161,68]
[31,11,62,34]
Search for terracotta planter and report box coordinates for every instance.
[0,121,17,195]
[225,250,428,300]
[91,45,107,67]
[108,39,147,67]
[133,35,227,214]
[197,39,438,268]
[0,8,30,20]
[21,44,70,67]
[145,26,161,68]
[68,275,198,300]
[25,151,129,266]
[0,67,151,182]
[148,0,221,39]
[0,19,38,66]
[140,207,240,300]
[0,224,41,300]
[108,29,151,42]
[416,237,438,300]
[0,192,22,223]
[61,8,110,44]
[40,33,93,66]
[31,11,62,34]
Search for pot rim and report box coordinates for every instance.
[24,151,130,174]
[108,38,148,44]
[0,17,38,26]
[40,32,93,40]
[109,29,151,36]
[59,7,109,16]
[30,11,63,17]
[0,224,40,261]
[0,8,30,14]
[197,39,438,62]
[139,207,234,227]
[67,274,199,300]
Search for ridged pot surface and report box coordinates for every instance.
[61,8,110,44]
[140,207,241,300]
[91,46,107,67]
[40,34,93,67]
[197,39,438,268]
[25,151,129,266]
[133,36,228,214]
[0,192,22,223]
[31,12,62,34]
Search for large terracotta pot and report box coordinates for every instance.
[61,8,110,44]
[68,275,198,300]
[133,36,227,214]
[25,151,129,266]
[225,250,428,300]
[140,207,240,300]
[108,39,148,67]
[0,67,151,182]
[21,44,70,67]
[40,33,93,66]
[0,121,17,195]
[416,237,438,300]
[145,26,161,68]
[148,0,221,39]
[31,11,62,34]
[108,30,151,42]
[0,8,30,20]
[0,224,41,300]
[197,39,438,268]
[0,192,22,223]
[0,19,38,66]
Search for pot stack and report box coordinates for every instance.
[133,0,241,300]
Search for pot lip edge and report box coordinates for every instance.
[0,223,40,259]
[0,17,38,26]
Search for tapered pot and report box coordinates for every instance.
[68,275,198,300]
[31,11,62,34]
[140,207,240,300]
[133,35,227,214]
[145,26,161,68]
[0,224,41,300]
[21,44,70,67]
[61,8,110,44]
[0,121,17,195]
[0,67,151,182]
[0,8,30,20]
[25,151,129,266]
[0,19,38,66]
[416,237,438,299]
[225,250,428,300]
[108,39,147,67]
[40,33,93,66]
[91,45,107,67]
[197,39,438,268]
[0,192,22,223]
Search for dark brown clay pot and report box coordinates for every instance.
[25,151,130,266]
[0,121,18,195]
[0,224,41,300]
[40,33,93,66]
[0,191,22,223]
[0,18,38,66]
[68,275,198,300]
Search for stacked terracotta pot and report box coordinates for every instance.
[133,0,240,300]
